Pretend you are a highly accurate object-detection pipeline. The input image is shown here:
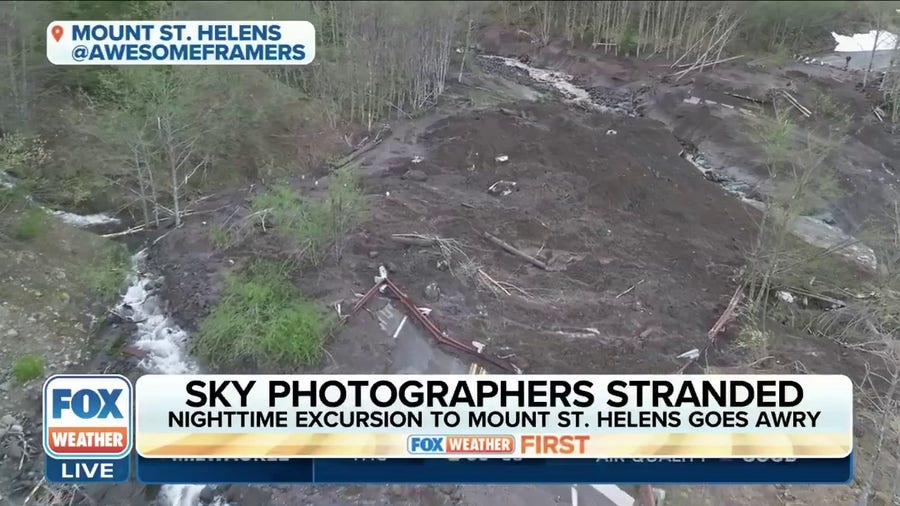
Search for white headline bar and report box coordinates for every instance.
[134,374,853,459]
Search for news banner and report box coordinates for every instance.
[42,374,853,484]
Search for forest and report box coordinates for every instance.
[0,0,892,223]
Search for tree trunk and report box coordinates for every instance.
[458,18,473,83]
[170,148,180,228]
[133,145,150,225]
[864,29,881,88]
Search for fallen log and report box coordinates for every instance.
[673,54,744,69]
[673,282,744,375]
[483,231,549,270]
[724,92,764,104]
[615,279,645,299]
[782,286,846,308]
[390,233,440,247]
[708,284,744,341]
[782,90,811,117]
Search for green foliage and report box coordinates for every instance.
[253,184,329,259]
[195,262,330,369]
[810,87,852,131]
[326,165,368,260]
[0,130,107,209]
[754,45,791,68]
[83,243,130,303]
[12,354,44,383]
[756,113,795,167]
[618,25,638,56]
[752,110,842,216]
[14,207,49,240]
[0,133,50,176]
[744,105,848,328]
[0,185,28,210]
[735,322,771,361]
[252,168,366,265]
[208,224,233,250]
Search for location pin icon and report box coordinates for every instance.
[51,25,64,42]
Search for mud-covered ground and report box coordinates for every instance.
[156,84,758,379]
[4,25,900,506]
[138,28,900,506]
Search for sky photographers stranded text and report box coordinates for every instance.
[183,378,806,409]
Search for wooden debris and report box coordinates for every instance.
[22,477,45,505]
[615,279,646,299]
[390,233,440,247]
[101,223,149,238]
[671,15,743,81]
[708,285,744,341]
[673,54,744,69]
[783,286,846,309]
[331,125,390,170]
[781,91,811,117]
[670,22,720,68]
[873,106,885,122]
[483,231,549,271]
[516,29,537,44]
[392,315,409,339]
[724,92,763,104]
[469,362,488,375]
[99,207,217,238]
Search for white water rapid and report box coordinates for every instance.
[118,249,220,506]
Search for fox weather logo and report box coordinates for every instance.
[43,375,133,460]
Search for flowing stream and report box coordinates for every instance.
[116,249,220,506]
[1,169,217,506]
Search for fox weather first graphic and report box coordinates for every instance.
[43,375,133,483]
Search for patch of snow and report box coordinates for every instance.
[832,30,898,52]
[52,210,120,228]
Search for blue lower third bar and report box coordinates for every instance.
[136,456,853,485]
[46,456,130,483]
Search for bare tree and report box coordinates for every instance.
[459,14,475,83]
[156,113,207,228]
[863,1,895,87]
[0,1,42,130]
